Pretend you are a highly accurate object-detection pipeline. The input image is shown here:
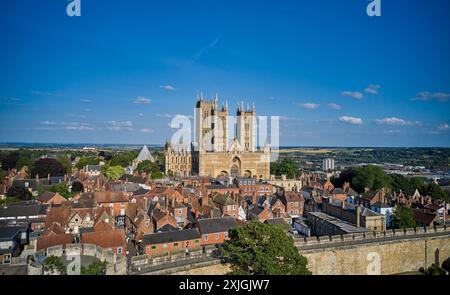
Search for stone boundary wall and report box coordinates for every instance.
[294,225,449,250]
[295,225,450,275]
[130,245,217,272]
[29,243,126,275]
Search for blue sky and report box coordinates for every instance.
[0,0,449,147]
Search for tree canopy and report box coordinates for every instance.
[101,165,124,181]
[31,158,66,177]
[136,160,163,179]
[108,151,138,167]
[270,159,299,179]
[80,259,108,275]
[392,206,416,229]
[7,185,32,201]
[48,183,72,199]
[221,221,311,275]
[75,156,100,170]
[44,256,66,275]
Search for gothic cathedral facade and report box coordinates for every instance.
[165,95,271,179]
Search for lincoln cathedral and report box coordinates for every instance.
[165,95,271,179]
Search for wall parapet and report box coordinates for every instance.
[294,225,449,250]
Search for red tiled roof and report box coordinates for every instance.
[94,191,129,203]
[81,229,126,249]
[36,233,72,251]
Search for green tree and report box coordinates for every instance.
[7,185,32,201]
[392,206,417,229]
[1,151,20,170]
[44,256,66,275]
[102,165,124,181]
[57,154,73,174]
[221,221,311,275]
[81,259,108,275]
[15,155,34,171]
[390,174,414,195]
[48,183,71,199]
[109,151,138,167]
[270,159,299,179]
[31,158,66,177]
[136,160,159,174]
[75,156,100,170]
[426,183,447,201]
[410,177,428,195]
[351,165,392,193]
[425,264,446,275]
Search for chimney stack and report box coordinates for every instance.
[356,205,361,227]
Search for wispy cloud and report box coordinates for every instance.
[80,99,93,103]
[40,121,57,125]
[133,96,152,104]
[341,91,364,99]
[0,97,20,102]
[138,113,145,117]
[327,103,341,110]
[413,91,450,102]
[37,121,94,131]
[160,85,176,91]
[31,90,55,96]
[193,35,222,62]
[339,116,363,125]
[375,117,421,126]
[364,85,381,95]
[106,121,134,131]
[438,123,449,131]
[140,128,155,133]
[384,130,401,135]
[156,114,173,118]
[297,103,320,109]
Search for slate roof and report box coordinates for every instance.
[0,203,48,219]
[143,229,200,245]
[332,188,345,194]
[413,209,436,225]
[37,191,56,203]
[0,226,21,241]
[197,217,237,234]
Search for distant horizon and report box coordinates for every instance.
[0,141,449,149]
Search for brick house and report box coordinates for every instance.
[94,191,129,217]
[152,209,178,231]
[37,192,66,206]
[248,206,273,222]
[81,228,127,256]
[142,229,201,256]
[197,217,237,246]
[280,191,304,217]
[211,193,239,218]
